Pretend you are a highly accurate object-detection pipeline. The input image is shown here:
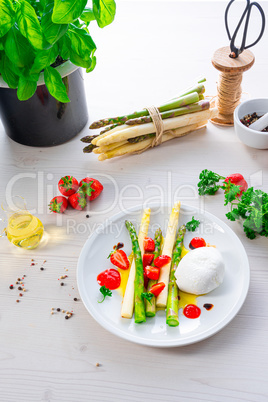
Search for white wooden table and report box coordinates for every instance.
[1,1,268,401]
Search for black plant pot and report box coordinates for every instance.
[0,66,88,147]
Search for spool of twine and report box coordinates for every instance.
[211,46,255,126]
[217,72,242,116]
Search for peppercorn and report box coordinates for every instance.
[16,300,19,303]
[18,286,22,290]
[57,308,60,312]
[9,285,13,289]
[19,293,23,297]
[40,267,44,271]
[60,282,64,286]
[65,315,69,319]
[74,298,78,301]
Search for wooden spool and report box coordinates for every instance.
[211,46,255,126]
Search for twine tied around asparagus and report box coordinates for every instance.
[131,105,174,154]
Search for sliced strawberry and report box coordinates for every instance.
[144,266,160,280]
[149,282,165,297]
[79,177,104,201]
[110,249,129,270]
[68,189,87,210]
[154,255,171,268]
[142,253,154,268]
[97,269,121,290]
[224,174,248,196]
[189,237,206,249]
[58,176,79,197]
[49,196,68,213]
[143,237,155,252]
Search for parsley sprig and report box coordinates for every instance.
[98,286,112,303]
[198,169,268,239]
[141,292,154,305]
[198,169,225,195]
[185,216,200,232]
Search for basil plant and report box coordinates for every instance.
[0,0,116,102]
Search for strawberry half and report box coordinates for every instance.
[79,177,103,201]
[68,189,87,210]
[109,249,129,270]
[49,196,68,213]
[143,237,155,252]
[149,282,165,297]
[143,253,154,268]
[58,176,79,197]
[154,255,171,268]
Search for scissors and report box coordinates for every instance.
[225,0,266,58]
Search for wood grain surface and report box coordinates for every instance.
[0,1,268,401]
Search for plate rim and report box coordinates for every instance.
[77,202,250,347]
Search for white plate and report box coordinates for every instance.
[77,203,250,347]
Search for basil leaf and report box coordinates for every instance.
[86,49,96,73]
[41,1,68,45]
[17,76,37,100]
[44,66,70,103]
[69,50,92,68]
[68,25,96,61]
[58,35,71,60]
[0,54,19,88]
[0,0,15,38]
[52,0,87,24]
[16,0,45,50]
[93,0,116,28]
[4,26,34,68]
[30,43,58,74]
[80,7,96,23]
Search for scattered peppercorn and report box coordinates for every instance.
[16,281,19,284]
[17,278,21,281]
[86,214,90,218]
[65,315,69,320]
[96,362,100,367]
[62,310,65,313]
[31,263,35,266]
[9,285,14,289]
[51,312,54,315]
[19,293,23,297]
[60,282,64,286]
[57,308,61,312]
[23,289,26,292]
[74,298,78,301]
[16,300,19,303]
[40,267,44,271]
[18,286,22,290]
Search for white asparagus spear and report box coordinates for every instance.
[91,124,129,145]
[93,139,129,153]
[121,208,151,318]
[98,121,208,161]
[156,201,181,308]
[97,108,217,147]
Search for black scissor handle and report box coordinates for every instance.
[244,2,266,50]
[225,0,266,58]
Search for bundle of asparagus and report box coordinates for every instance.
[81,80,217,160]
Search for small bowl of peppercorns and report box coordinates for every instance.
[234,98,268,149]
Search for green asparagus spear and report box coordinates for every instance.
[89,92,200,129]
[125,100,210,126]
[145,228,162,317]
[128,133,155,144]
[125,220,146,324]
[166,225,186,327]
[100,122,124,135]
[80,135,99,143]
[83,143,97,153]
